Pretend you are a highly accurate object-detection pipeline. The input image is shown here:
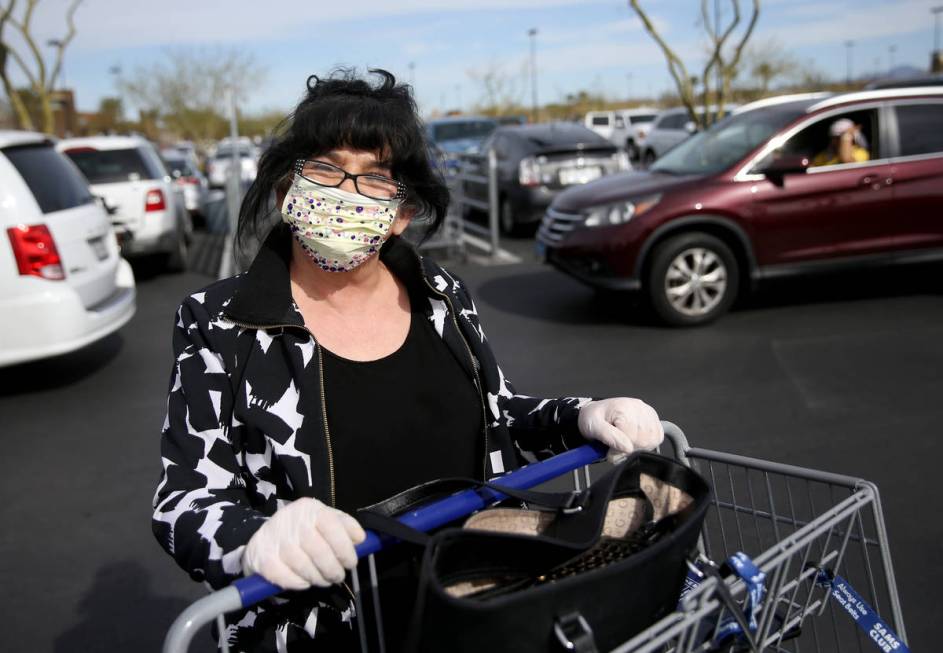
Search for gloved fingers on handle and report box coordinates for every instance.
[318,511,357,569]
[258,554,314,591]
[338,510,367,545]
[284,544,332,588]
[314,510,359,571]
[298,530,346,584]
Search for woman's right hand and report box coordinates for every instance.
[242,497,366,590]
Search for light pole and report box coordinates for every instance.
[408,62,416,88]
[934,7,943,54]
[845,40,855,85]
[46,39,65,89]
[888,44,897,72]
[528,28,538,123]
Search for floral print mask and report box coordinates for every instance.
[281,174,400,272]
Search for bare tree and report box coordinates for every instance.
[120,47,265,141]
[629,0,760,128]
[466,61,527,116]
[0,0,82,133]
[742,39,798,94]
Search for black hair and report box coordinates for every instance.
[238,68,449,248]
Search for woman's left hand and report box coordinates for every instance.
[577,398,664,463]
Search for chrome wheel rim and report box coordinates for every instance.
[664,247,727,317]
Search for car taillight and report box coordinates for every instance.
[7,224,65,280]
[145,189,166,212]
[175,176,199,185]
[518,156,541,187]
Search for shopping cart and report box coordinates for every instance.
[162,422,907,653]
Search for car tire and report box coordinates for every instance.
[626,139,639,161]
[165,229,189,273]
[646,232,739,326]
[499,197,519,236]
[642,149,657,168]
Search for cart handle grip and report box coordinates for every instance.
[232,441,607,608]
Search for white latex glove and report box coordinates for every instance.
[577,398,664,464]
[242,497,366,591]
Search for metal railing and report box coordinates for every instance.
[409,148,514,262]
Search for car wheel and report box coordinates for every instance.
[642,149,656,168]
[646,232,739,326]
[165,229,189,273]
[626,139,639,160]
[499,197,518,236]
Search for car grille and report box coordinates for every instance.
[537,207,584,245]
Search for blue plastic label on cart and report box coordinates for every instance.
[727,552,766,632]
[817,570,909,653]
[679,567,702,600]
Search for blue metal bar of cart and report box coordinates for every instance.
[231,441,608,608]
[164,443,607,653]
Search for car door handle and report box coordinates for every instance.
[859,175,889,190]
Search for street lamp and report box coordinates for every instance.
[528,28,538,123]
[888,44,897,72]
[934,6,943,54]
[844,40,855,85]
[46,39,65,89]
[408,61,416,88]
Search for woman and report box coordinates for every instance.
[153,69,663,651]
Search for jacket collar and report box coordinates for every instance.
[224,223,432,327]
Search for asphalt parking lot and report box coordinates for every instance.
[0,246,939,652]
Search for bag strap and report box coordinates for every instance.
[356,477,595,551]
[359,476,592,520]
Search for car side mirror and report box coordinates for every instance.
[683,121,698,134]
[760,154,809,182]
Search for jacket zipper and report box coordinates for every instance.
[422,278,491,479]
[224,317,337,508]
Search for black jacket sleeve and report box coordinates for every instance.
[152,296,268,590]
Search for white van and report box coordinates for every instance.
[0,131,135,367]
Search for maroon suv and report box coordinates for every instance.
[538,88,943,325]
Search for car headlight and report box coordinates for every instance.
[583,194,661,227]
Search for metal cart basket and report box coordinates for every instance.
[163,422,907,653]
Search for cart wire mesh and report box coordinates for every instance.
[612,434,906,653]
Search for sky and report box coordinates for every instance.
[10,0,943,118]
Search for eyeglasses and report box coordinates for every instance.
[294,159,407,201]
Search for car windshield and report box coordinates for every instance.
[432,121,496,142]
[164,157,194,177]
[64,147,163,183]
[651,106,806,175]
[628,114,656,124]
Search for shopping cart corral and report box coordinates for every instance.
[163,423,907,653]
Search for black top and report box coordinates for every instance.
[322,288,482,514]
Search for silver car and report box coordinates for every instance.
[640,105,738,167]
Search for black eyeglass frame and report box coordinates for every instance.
[293,159,408,201]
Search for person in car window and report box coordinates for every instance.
[152,69,664,652]
[812,118,870,167]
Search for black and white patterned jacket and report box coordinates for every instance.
[152,224,592,650]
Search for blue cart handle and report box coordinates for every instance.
[232,442,607,608]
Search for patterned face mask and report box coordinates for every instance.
[281,174,400,272]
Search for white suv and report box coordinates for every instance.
[0,131,135,367]
[584,108,658,159]
[58,136,191,271]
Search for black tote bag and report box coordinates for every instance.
[362,452,711,653]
